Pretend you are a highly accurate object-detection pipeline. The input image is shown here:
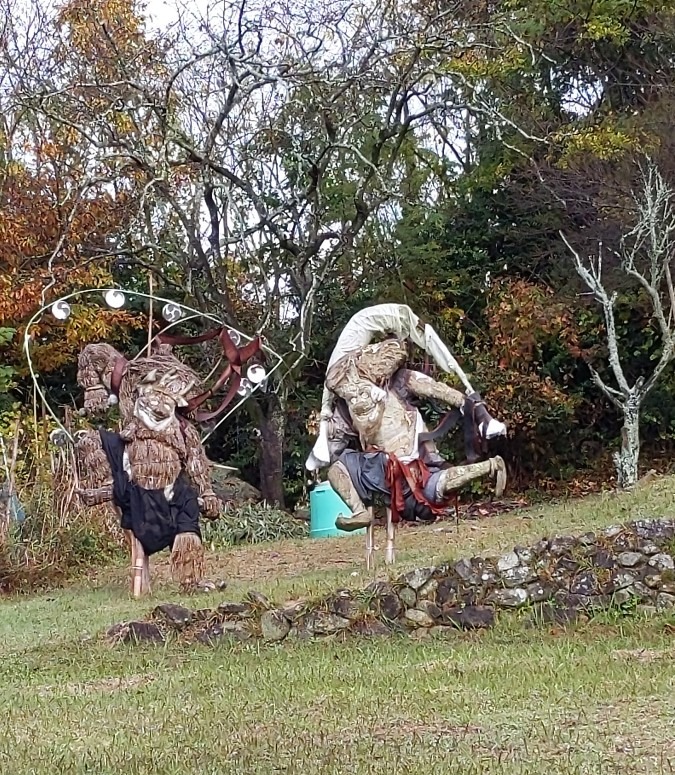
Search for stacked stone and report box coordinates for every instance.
[107,518,675,645]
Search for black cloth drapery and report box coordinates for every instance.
[98,429,201,555]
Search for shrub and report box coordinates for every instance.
[201,503,309,549]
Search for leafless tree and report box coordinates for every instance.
[561,161,675,488]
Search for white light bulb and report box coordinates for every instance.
[246,364,266,384]
[162,302,182,322]
[51,300,71,320]
[236,377,252,397]
[104,290,125,309]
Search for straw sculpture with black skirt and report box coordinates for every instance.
[74,329,262,596]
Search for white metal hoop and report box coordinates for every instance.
[23,287,285,444]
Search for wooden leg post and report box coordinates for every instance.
[365,506,375,571]
[384,507,395,565]
[127,529,149,598]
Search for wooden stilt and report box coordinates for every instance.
[142,554,151,595]
[127,529,149,598]
[384,507,395,565]
[365,507,375,571]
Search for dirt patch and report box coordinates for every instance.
[146,507,528,586]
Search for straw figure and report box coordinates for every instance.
[306,304,508,569]
[73,329,261,596]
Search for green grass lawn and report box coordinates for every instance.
[3,478,675,774]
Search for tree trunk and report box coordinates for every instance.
[257,393,287,507]
[613,400,641,489]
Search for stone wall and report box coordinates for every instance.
[108,518,675,645]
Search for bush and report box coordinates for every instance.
[0,461,125,594]
[201,503,309,549]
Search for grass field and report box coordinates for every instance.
[3,478,675,774]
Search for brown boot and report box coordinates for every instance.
[328,462,373,532]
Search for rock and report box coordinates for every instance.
[489,588,528,607]
[549,536,576,556]
[603,525,623,538]
[415,600,441,619]
[656,593,675,609]
[210,468,262,504]
[401,567,436,590]
[497,551,520,572]
[612,588,637,605]
[443,605,495,630]
[648,554,675,571]
[660,581,675,595]
[479,568,499,585]
[435,579,458,607]
[526,581,551,602]
[404,608,436,627]
[640,543,660,556]
[398,586,417,609]
[329,591,360,620]
[196,621,250,644]
[351,619,391,637]
[631,582,653,600]
[515,546,534,564]
[246,591,271,608]
[109,621,164,644]
[611,572,637,590]
[644,574,662,589]
[417,578,439,601]
[501,565,536,588]
[533,538,550,554]
[216,580,228,590]
[280,600,307,620]
[591,550,616,569]
[570,572,599,596]
[153,603,193,629]
[453,558,478,584]
[633,519,675,541]
[617,552,644,568]
[578,532,597,547]
[302,611,350,635]
[260,610,291,642]
[218,601,251,616]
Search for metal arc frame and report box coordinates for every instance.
[23,288,285,444]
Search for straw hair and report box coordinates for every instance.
[77,343,203,425]
[171,531,205,588]
[326,338,407,391]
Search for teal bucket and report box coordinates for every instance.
[309,481,366,538]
